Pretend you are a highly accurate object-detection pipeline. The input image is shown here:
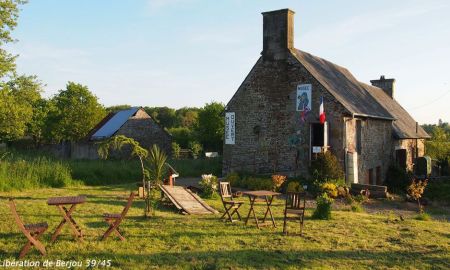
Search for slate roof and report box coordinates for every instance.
[360,83,430,139]
[292,49,429,139]
[90,107,140,140]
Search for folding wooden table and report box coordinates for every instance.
[47,195,86,242]
[242,190,281,229]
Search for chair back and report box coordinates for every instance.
[219,182,233,201]
[285,192,306,210]
[120,192,136,218]
[8,199,30,235]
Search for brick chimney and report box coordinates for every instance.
[261,9,295,61]
[370,75,396,98]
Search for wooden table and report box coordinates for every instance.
[47,196,86,242]
[242,190,281,229]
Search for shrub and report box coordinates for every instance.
[308,152,344,195]
[321,182,338,198]
[171,142,181,159]
[189,141,203,159]
[199,174,218,198]
[286,181,304,192]
[385,163,412,194]
[245,177,273,191]
[312,193,333,220]
[271,174,286,191]
[407,178,428,213]
[225,172,241,187]
[424,179,450,204]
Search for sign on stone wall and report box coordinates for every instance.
[296,84,312,111]
[225,112,235,145]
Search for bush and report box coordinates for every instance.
[312,193,333,220]
[271,174,286,191]
[286,181,305,192]
[189,141,203,159]
[424,179,450,204]
[385,163,412,194]
[308,152,344,195]
[225,173,274,191]
[171,142,181,159]
[199,174,218,198]
[321,182,338,198]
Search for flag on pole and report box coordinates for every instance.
[319,96,326,124]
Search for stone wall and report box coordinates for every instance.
[394,138,425,171]
[115,109,172,155]
[223,53,350,177]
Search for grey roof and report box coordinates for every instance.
[360,83,430,139]
[292,49,429,139]
[91,107,139,140]
[292,49,394,120]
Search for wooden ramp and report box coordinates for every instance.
[159,185,218,215]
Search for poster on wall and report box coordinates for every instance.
[225,112,235,145]
[296,84,312,111]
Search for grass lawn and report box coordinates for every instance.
[0,184,449,270]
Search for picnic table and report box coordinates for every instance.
[47,196,86,242]
[242,190,281,229]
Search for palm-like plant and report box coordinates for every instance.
[147,144,168,185]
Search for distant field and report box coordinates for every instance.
[0,185,449,269]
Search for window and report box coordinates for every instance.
[356,120,362,153]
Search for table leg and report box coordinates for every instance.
[51,204,82,243]
[245,196,258,227]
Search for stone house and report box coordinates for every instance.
[72,107,172,159]
[222,9,430,185]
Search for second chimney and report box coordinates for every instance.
[262,9,295,61]
[370,75,396,98]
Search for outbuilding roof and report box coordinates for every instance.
[91,107,140,140]
[292,49,429,139]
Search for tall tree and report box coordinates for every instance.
[48,82,106,141]
[195,102,224,152]
[0,75,42,142]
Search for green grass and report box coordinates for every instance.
[0,185,449,269]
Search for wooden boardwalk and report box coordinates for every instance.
[159,185,218,215]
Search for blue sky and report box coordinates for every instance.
[9,0,450,124]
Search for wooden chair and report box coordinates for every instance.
[101,192,136,241]
[283,192,306,235]
[8,199,48,258]
[219,182,243,222]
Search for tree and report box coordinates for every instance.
[195,102,225,152]
[48,82,106,142]
[0,75,42,142]
[106,104,131,113]
[144,107,177,128]
[0,0,25,80]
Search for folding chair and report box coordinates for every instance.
[8,199,48,259]
[101,192,136,241]
[283,192,306,236]
[219,182,243,222]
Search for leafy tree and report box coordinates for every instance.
[144,106,177,128]
[171,142,181,159]
[168,127,194,148]
[27,98,53,146]
[189,141,203,158]
[0,0,25,79]
[48,82,106,142]
[176,107,199,128]
[0,75,42,142]
[195,102,224,152]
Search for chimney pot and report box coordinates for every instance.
[261,9,295,61]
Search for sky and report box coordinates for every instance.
[8,0,450,124]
